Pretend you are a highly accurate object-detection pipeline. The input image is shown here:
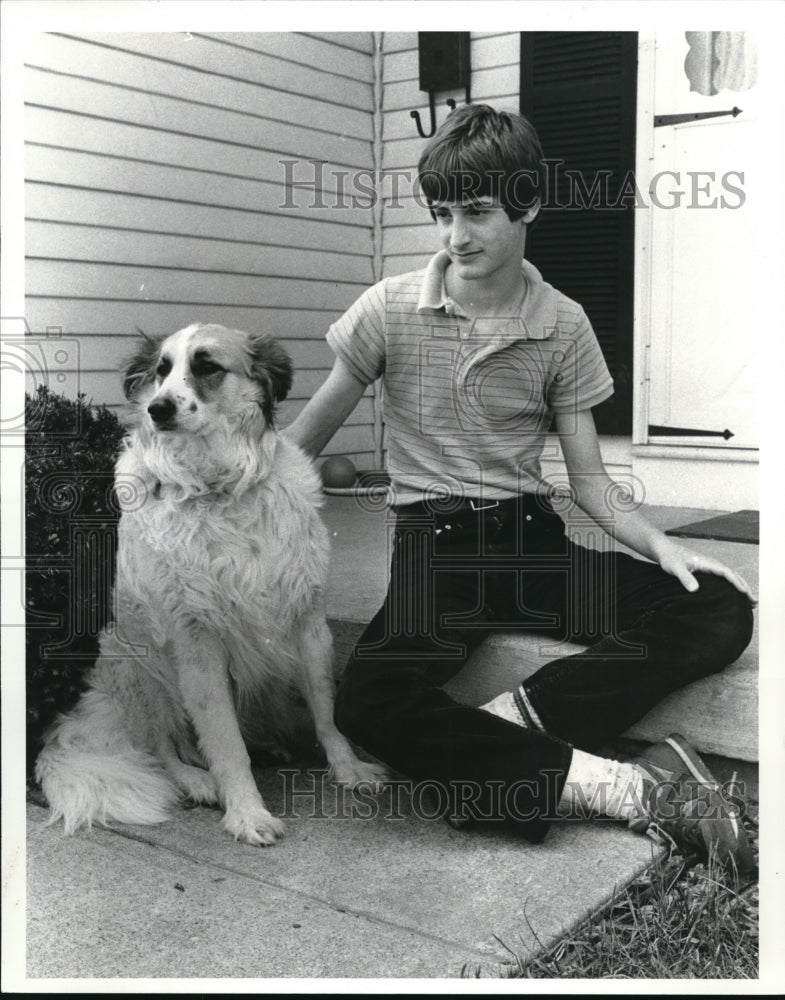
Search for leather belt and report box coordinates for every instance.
[395,494,550,520]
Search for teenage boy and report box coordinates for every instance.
[285,105,756,870]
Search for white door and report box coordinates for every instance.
[646,32,761,450]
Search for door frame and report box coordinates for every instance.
[632,31,656,447]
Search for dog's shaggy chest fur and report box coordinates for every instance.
[118,437,325,646]
[36,324,383,846]
[116,435,326,737]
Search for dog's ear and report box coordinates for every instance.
[121,330,162,399]
[247,333,293,425]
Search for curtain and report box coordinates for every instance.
[684,31,757,96]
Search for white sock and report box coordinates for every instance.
[557,748,645,821]
[480,684,545,730]
[479,691,528,727]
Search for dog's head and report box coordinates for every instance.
[123,324,293,435]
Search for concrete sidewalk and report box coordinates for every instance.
[26,794,660,979]
[22,497,758,982]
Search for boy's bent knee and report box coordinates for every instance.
[693,572,754,664]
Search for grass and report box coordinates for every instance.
[500,810,759,979]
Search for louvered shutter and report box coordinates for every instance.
[520,32,637,434]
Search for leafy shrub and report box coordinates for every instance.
[25,386,127,775]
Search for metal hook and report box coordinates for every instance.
[410,92,439,139]
[410,94,471,139]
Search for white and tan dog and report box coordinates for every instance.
[35,323,384,846]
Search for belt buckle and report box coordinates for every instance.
[469,498,500,512]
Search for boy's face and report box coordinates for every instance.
[431,196,539,283]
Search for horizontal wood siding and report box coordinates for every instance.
[380,33,521,279]
[25,30,378,465]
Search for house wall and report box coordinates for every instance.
[23,30,759,507]
[24,31,379,466]
[379,32,521,278]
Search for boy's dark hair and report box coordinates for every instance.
[417,104,544,223]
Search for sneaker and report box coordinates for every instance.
[629,733,755,874]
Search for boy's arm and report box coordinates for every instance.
[283,356,368,458]
[554,409,756,603]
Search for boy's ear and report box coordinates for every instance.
[121,331,162,399]
[521,198,541,225]
[246,333,293,425]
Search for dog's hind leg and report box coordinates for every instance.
[295,608,388,789]
[157,734,219,806]
[171,626,284,846]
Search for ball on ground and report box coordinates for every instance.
[320,456,357,489]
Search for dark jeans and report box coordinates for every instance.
[334,494,754,842]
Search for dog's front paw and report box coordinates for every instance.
[221,804,285,846]
[329,757,389,791]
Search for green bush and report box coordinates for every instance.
[25,386,127,775]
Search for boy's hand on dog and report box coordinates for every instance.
[653,537,758,605]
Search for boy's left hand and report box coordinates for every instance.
[654,538,758,605]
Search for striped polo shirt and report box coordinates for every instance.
[327,250,613,506]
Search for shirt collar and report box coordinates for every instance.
[416,249,556,339]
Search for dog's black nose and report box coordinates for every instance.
[147,397,177,426]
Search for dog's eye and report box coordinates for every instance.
[192,358,224,377]
[156,358,172,378]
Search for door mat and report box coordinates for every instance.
[665,509,759,544]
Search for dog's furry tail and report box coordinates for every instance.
[35,689,179,833]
